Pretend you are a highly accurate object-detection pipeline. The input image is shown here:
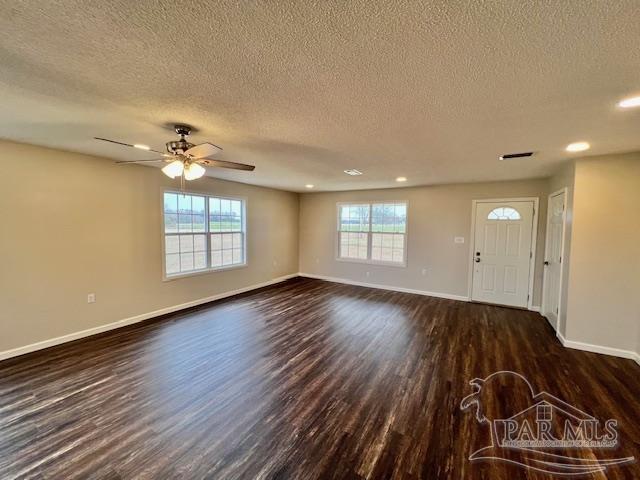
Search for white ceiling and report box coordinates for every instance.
[1,1,639,192]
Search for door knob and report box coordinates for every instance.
[544,261,549,266]
[474,257,481,263]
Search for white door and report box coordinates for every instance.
[542,191,566,328]
[471,201,535,308]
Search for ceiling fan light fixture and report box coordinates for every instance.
[184,162,206,180]
[162,160,184,178]
[133,144,151,150]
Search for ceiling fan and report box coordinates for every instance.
[95,124,255,185]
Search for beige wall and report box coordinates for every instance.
[565,153,640,353]
[547,162,575,336]
[299,179,548,304]
[4,139,638,362]
[0,141,299,354]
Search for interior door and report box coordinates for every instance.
[471,201,535,308]
[542,191,566,328]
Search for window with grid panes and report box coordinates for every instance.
[163,192,246,277]
[209,196,245,268]
[337,202,407,265]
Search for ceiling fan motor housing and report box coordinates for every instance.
[166,139,194,154]
[167,124,194,154]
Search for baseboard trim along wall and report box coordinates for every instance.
[3,272,638,367]
[556,330,640,366]
[303,273,639,365]
[0,273,298,362]
[298,272,470,302]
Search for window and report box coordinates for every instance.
[209,197,244,268]
[163,192,246,277]
[488,206,521,220]
[537,404,552,422]
[337,202,407,265]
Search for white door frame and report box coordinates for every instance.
[467,197,539,310]
[541,188,568,330]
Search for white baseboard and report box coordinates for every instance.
[298,272,469,302]
[556,330,639,364]
[0,273,298,362]
[529,305,541,313]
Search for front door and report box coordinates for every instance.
[471,201,535,308]
[542,191,566,328]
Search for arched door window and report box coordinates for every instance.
[487,206,521,220]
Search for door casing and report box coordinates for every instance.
[467,197,539,310]
[541,188,568,331]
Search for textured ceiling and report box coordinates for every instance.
[1,1,640,192]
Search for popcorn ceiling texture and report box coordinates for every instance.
[1,1,639,191]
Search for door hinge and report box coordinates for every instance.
[559,256,562,263]
[527,294,530,301]
[556,307,559,314]
[530,251,533,259]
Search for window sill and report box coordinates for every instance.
[335,257,407,268]
[163,262,248,282]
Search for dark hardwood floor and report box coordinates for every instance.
[1,277,638,479]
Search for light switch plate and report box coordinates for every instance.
[454,237,465,244]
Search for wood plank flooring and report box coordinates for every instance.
[0,277,638,479]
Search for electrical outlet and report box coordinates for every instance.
[421,268,428,276]
[273,259,278,267]
[87,293,96,303]
[315,258,320,264]
[365,271,371,277]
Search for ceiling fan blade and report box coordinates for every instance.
[199,159,255,171]
[185,142,223,159]
[94,137,166,155]
[115,158,167,164]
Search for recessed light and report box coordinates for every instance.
[565,142,590,153]
[305,184,314,189]
[344,169,363,176]
[618,96,640,109]
[499,151,534,160]
[395,176,407,182]
[133,144,151,150]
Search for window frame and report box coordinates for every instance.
[162,189,248,281]
[335,201,408,268]
[487,206,522,220]
[537,404,553,422]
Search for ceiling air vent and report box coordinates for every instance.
[344,169,363,176]
[499,151,534,160]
